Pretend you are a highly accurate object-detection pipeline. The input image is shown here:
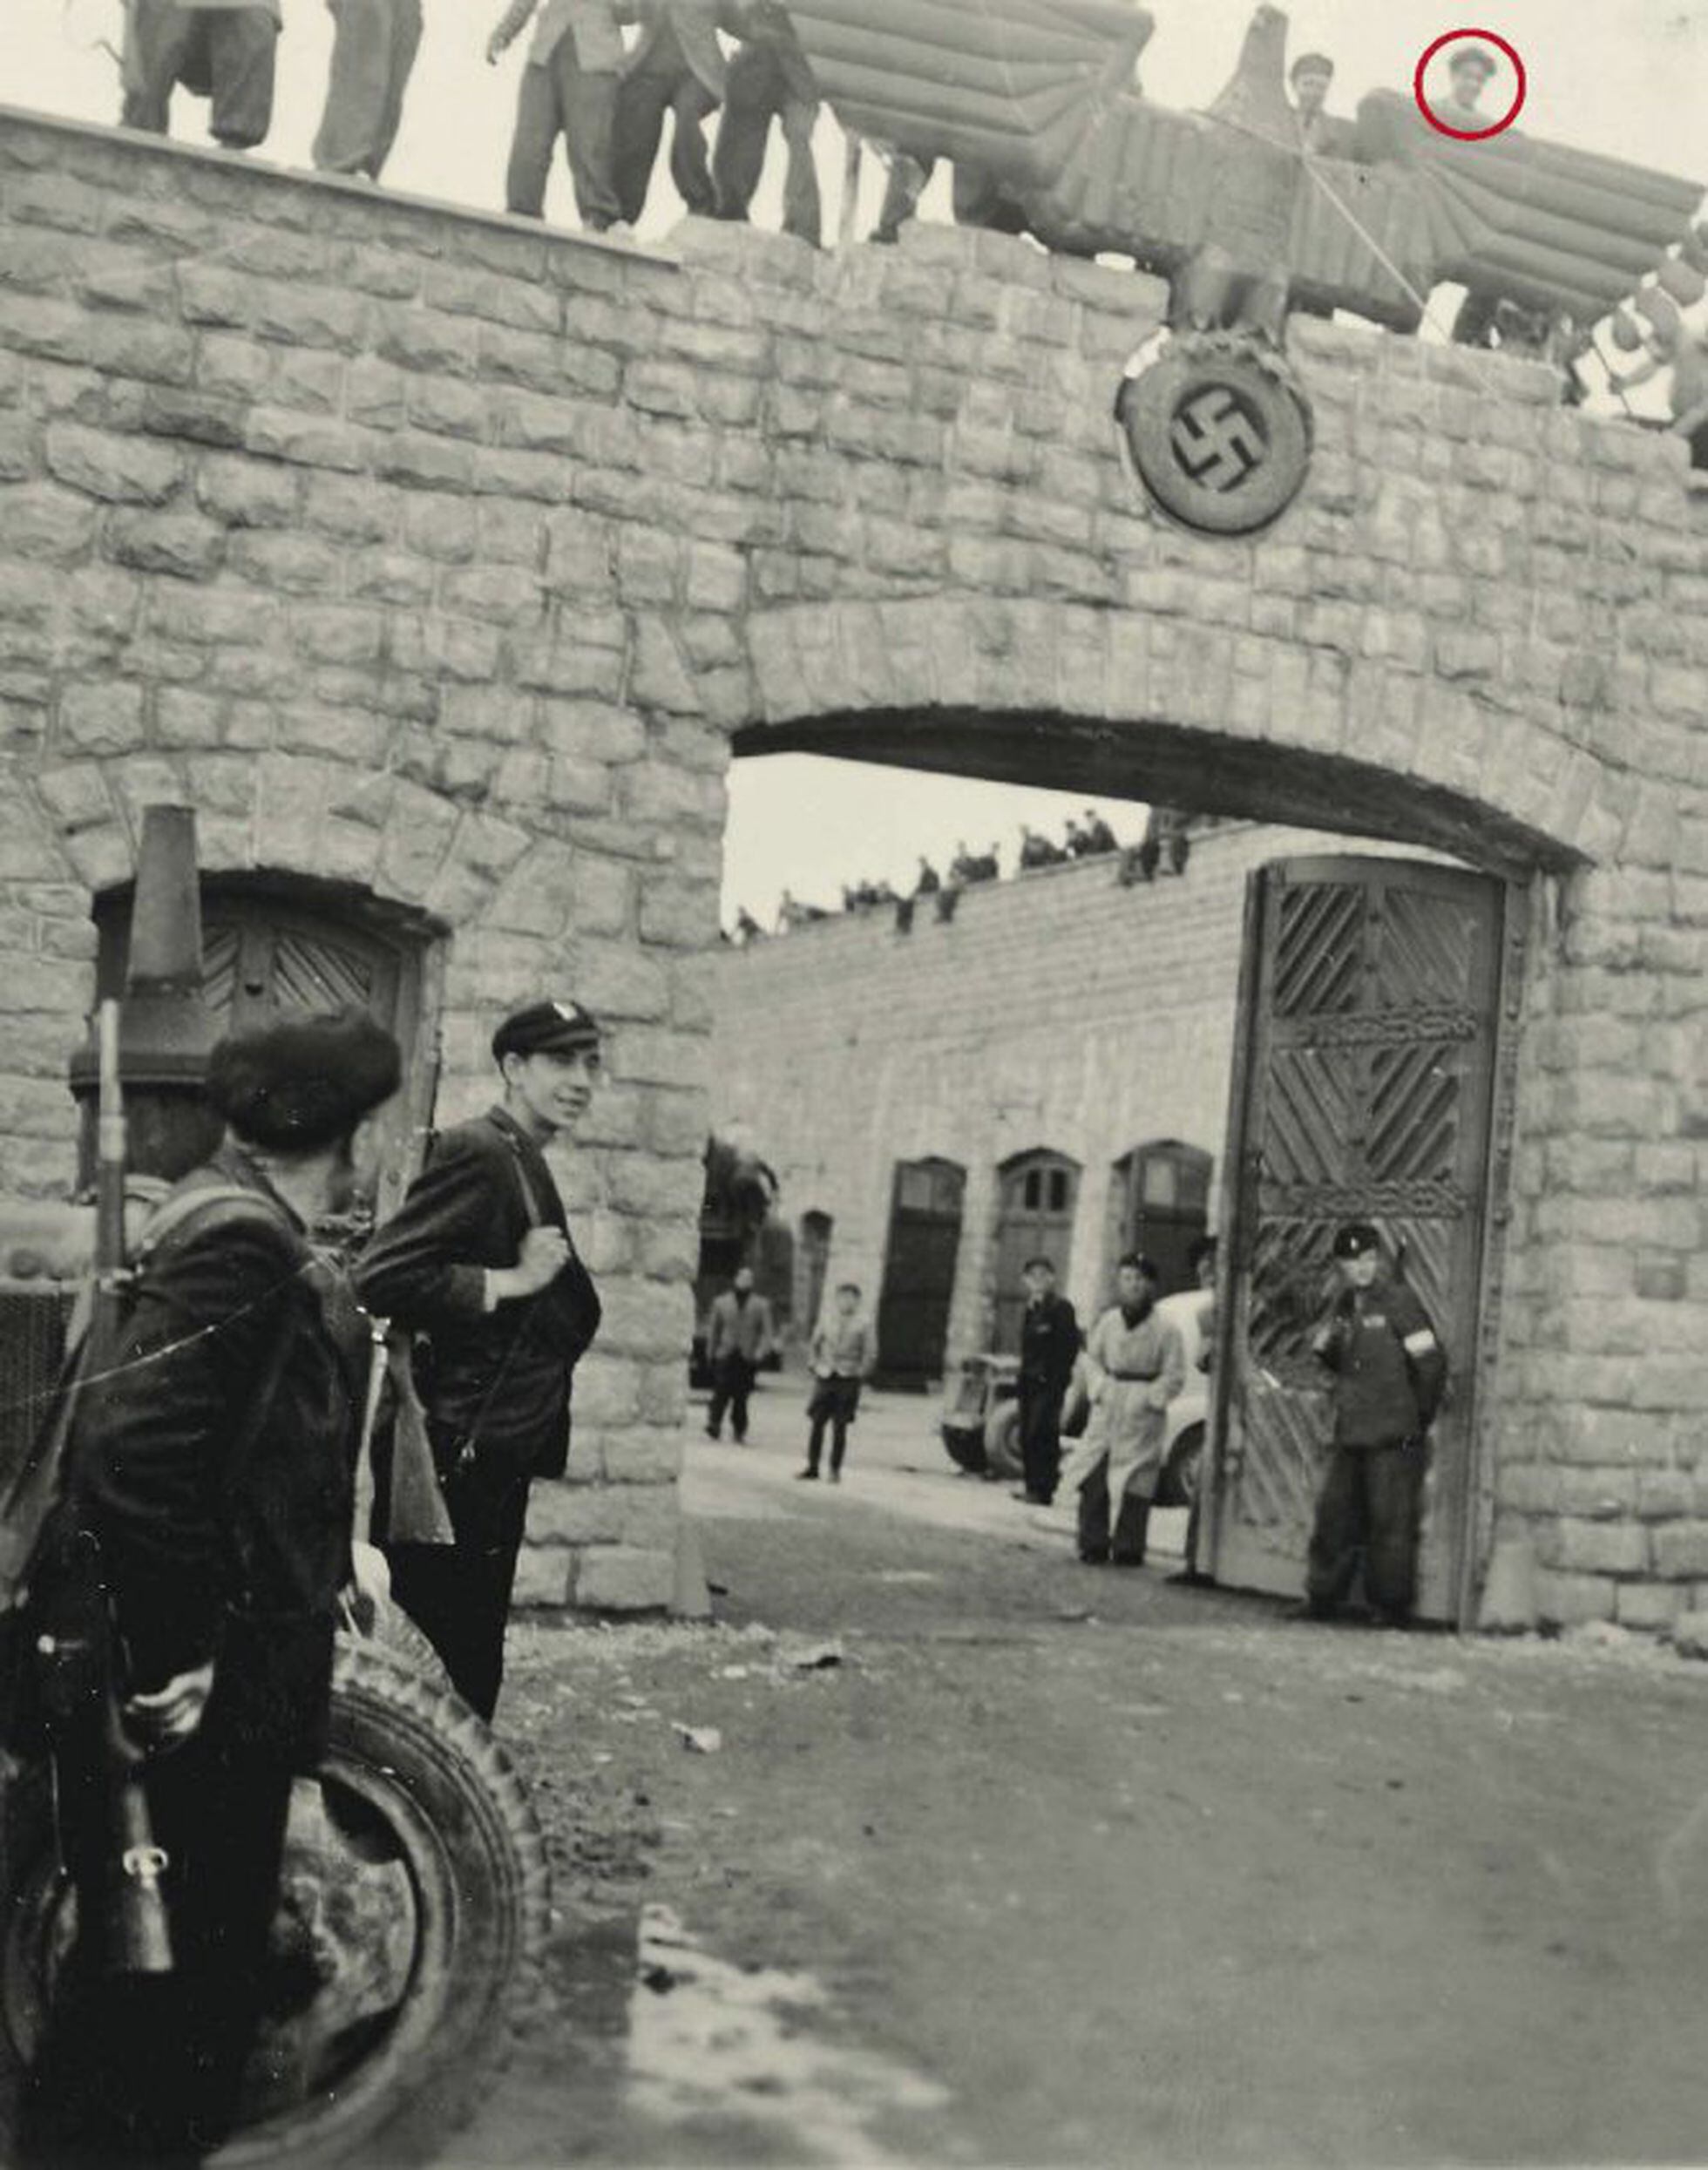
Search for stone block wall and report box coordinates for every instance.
[708,822,1416,1365]
[0,105,1704,1627]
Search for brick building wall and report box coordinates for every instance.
[708,822,1401,1364]
[0,106,1703,1628]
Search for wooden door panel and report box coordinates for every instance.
[1209,858,1506,1623]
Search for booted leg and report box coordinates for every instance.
[803,1408,827,1475]
[1304,1447,1368,1618]
[1363,1438,1427,1622]
[729,1358,754,1443]
[712,44,776,218]
[872,151,932,241]
[1077,1468,1111,1562]
[390,1452,529,1721]
[314,0,417,176]
[505,60,563,217]
[1017,1384,1061,1504]
[777,92,822,245]
[203,5,278,149]
[119,0,197,133]
[613,63,674,224]
[668,77,720,216]
[563,55,620,229]
[1110,1492,1150,1566]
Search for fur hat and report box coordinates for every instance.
[207,1007,401,1152]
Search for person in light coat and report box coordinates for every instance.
[1059,1252,1186,1565]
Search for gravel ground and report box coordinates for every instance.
[442,1395,1708,2170]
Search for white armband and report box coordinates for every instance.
[1402,1329,1437,1358]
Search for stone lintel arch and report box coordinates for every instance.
[734,598,1621,880]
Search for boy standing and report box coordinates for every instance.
[798,1281,875,1482]
[355,998,603,1719]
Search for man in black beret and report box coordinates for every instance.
[38,1007,400,2157]
[1301,1222,1447,1625]
[356,999,603,1719]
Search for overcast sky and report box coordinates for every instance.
[8,0,1705,922]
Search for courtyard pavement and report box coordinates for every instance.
[453,1387,1708,2169]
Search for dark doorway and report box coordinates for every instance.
[1115,1140,1212,1297]
[991,1150,1079,1353]
[875,1157,966,1388]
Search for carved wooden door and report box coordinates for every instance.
[1205,858,1508,1624]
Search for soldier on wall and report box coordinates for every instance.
[355,1000,603,1721]
[311,0,425,180]
[489,0,637,231]
[712,0,821,247]
[612,0,746,227]
[26,1010,402,2160]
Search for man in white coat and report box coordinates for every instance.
[1059,1252,1186,1566]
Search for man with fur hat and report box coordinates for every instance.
[355,999,603,1719]
[35,1007,400,2158]
[1302,1222,1446,1625]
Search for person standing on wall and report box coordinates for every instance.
[612,0,747,227]
[488,0,637,231]
[30,1011,401,2160]
[797,1281,875,1483]
[703,1263,776,1444]
[355,1000,603,1721]
[119,0,281,152]
[712,0,821,247]
[312,0,424,180]
[1013,1255,1079,1507]
[1301,1223,1446,1627]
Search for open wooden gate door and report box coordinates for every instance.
[1204,857,1510,1624]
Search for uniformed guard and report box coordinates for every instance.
[32,1007,401,2160]
[355,999,603,1720]
[1302,1222,1447,1625]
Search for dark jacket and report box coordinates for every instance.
[353,1107,601,1480]
[65,1146,363,1767]
[1316,1278,1445,1449]
[1020,1291,1081,1396]
[626,0,747,97]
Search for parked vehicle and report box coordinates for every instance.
[939,1289,1212,1504]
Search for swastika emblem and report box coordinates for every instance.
[1117,336,1313,537]
[1169,385,1267,492]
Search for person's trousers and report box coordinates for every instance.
[1078,1468,1151,1564]
[806,1375,861,1474]
[1016,1380,1066,1503]
[613,40,720,224]
[121,0,278,149]
[707,1353,758,1441]
[389,1445,532,1722]
[1305,1437,1428,1620]
[873,150,932,241]
[312,0,422,179]
[505,40,621,227]
[712,46,821,245]
[28,1732,295,2160]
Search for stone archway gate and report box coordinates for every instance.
[0,108,1703,1631]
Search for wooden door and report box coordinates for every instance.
[1119,1140,1212,1296]
[992,1151,1079,1353]
[1205,857,1508,1624]
[876,1158,966,1388]
[798,1210,833,1337]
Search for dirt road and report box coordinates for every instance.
[454,1391,1708,2167]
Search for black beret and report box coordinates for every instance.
[1332,1222,1382,1260]
[1116,1251,1160,1280]
[1450,44,1497,77]
[207,1007,401,1152]
[1291,51,1334,77]
[491,1000,602,1064]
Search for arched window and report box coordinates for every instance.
[1112,1140,1212,1298]
[992,1149,1080,1353]
[797,1209,834,1336]
[92,872,437,1228]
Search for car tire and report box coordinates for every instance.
[0,1638,550,2167]
[1160,1424,1205,1509]
[941,1421,987,1475]
[984,1400,1024,1484]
